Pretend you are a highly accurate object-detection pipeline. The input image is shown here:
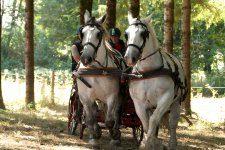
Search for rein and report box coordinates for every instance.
[139,48,159,61]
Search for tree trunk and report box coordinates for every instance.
[129,0,140,18]
[105,0,116,30]
[0,0,5,110]
[163,0,174,53]
[181,0,191,115]
[80,0,93,25]
[25,0,35,109]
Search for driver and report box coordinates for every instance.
[71,27,83,72]
[108,27,126,56]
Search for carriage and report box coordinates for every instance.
[67,9,187,149]
[67,81,144,145]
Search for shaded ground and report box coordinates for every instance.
[0,98,225,150]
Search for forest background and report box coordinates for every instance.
[0,0,225,149]
[2,0,225,98]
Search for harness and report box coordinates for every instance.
[125,20,187,101]
[73,18,128,88]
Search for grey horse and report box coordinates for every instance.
[77,10,122,146]
[124,12,187,150]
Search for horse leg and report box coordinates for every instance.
[83,101,101,145]
[105,95,121,145]
[133,100,151,148]
[146,96,172,150]
[168,100,180,150]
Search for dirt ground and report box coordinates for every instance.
[0,98,225,150]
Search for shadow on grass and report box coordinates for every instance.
[1,106,224,150]
[177,131,225,150]
[0,105,135,150]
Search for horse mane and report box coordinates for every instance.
[144,20,159,50]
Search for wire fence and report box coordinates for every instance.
[1,69,73,106]
[1,69,225,105]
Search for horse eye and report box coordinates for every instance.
[96,32,101,39]
[141,30,149,39]
[141,31,145,38]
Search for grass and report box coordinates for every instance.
[0,79,225,149]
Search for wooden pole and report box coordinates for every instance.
[51,70,55,104]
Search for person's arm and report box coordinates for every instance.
[71,44,80,63]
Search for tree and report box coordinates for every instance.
[105,0,116,30]
[181,0,191,115]
[6,0,22,48]
[25,0,35,109]
[80,0,93,25]
[163,0,174,53]
[0,0,5,110]
[129,0,139,18]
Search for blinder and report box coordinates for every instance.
[124,32,128,41]
[78,26,84,40]
[80,20,105,59]
[125,22,150,54]
[141,30,149,39]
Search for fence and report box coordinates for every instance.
[191,87,225,97]
[1,69,73,106]
[1,69,225,106]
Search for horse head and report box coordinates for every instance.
[80,10,106,66]
[124,12,155,67]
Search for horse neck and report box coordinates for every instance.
[94,41,116,68]
[136,36,162,72]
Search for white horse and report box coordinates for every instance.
[76,10,122,146]
[124,12,188,150]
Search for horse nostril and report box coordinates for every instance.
[124,55,127,60]
[80,55,84,63]
[88,57,92,62]
[132,57,136,63]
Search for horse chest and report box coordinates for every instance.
[78,76,119,99]
[129,78,174,102]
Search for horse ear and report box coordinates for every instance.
[96,14,107,24]
[84,10,91,24]
[128,11,134,25]
[143,14,153,24]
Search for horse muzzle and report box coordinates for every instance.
[124,55,137,67]
[81,55,93,66]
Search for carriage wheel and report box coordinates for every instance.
[132,125,144,145]
[68,91,83,135]
[79,109,86,139]
[68,114,78,135]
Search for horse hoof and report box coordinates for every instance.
[109,129,121,140]
[105,120,114,128]
[88,139,98,146]
[93,129,102,139]
[139,143,145,150]
[110,139,121,146]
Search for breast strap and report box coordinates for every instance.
[129,67,174,81]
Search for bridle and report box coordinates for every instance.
[80,17,105,55]
[80,17,109,68]
[125,19,159,61]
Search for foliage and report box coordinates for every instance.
[1,0,225,95]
